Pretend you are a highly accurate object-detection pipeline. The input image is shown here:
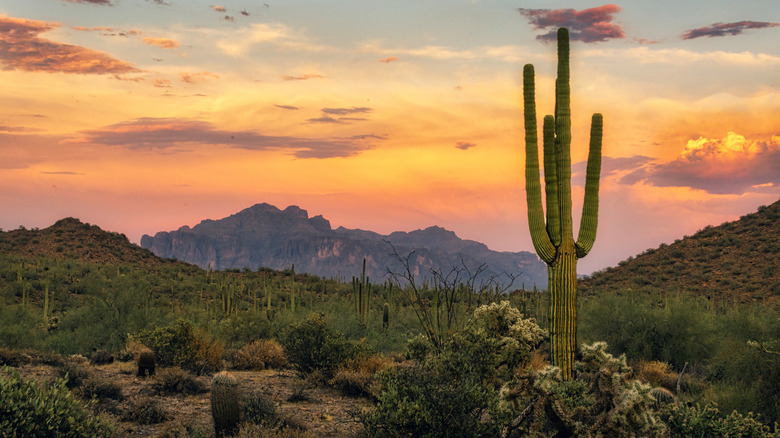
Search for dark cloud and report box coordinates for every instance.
[518,4,625,43]
[0,124,36,133]
[66,117,380,159]
[681,21,780,39]
[610,134,780,195]
[0,15,139,74]
[282,74,323,81]
[240,9,250,16]
[64,0,112,4]
[321,107,372,115]
[307,116,345,124]
[274,104,300,110]
[40,171,83,175]
[455,141,476,150]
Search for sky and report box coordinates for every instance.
[0,0,779,275]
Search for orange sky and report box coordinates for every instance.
[1,1,779,274]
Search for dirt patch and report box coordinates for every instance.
[13,361,371,437]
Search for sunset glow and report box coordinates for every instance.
[1,1,779,274]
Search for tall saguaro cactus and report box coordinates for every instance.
[523,28,603,379]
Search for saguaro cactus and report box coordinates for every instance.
[523,28,603,379]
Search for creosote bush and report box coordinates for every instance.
[232,338,288,370]
[0,366,113,437]
[281,313,357,378]
[131,318,223,375]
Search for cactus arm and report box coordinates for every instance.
[576,113,603,258]
[543,115,560,246]
[523,64,556,263]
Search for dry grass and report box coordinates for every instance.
[233,339,288,371]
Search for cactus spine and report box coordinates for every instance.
[523,28,603,379]
[211,372,240,437]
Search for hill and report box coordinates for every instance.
[579,199,780,303]
[141,203,548,288]
[0,217,189,270]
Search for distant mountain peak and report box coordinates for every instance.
[141,202,547,288]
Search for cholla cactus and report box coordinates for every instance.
[501,342,667,438]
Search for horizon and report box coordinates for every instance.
[1,1,779,275]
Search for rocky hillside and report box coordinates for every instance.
[0,218,187,270]
[579,199,780,303]
[141,203,548,288]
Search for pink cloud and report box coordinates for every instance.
[0,15,139,74]
[379,56,398,63]
[179,71,220,83]
[518,4,625,43]
[143,37,180,49]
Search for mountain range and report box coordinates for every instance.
[140,203,548,288]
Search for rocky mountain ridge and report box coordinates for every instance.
[141,203,548,288]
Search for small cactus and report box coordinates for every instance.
[90,349,114,365]
[137,351,155,377]
[650,387,676,409]
[211,372,240,437]
[382,302,390,331]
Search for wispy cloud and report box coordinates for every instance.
[40,170,84,175]
[73,26,142,37]
[455,141,476,150]
[379,56,398,63]
[518,4,625,43]
[217,23,327,56]
[321,107,372,116]
[0,14,139,74]
[682,21,780,40]
[274,104,300,110]
[179,71,220,83]
[583,46,780,66]
[282,74,323,81]
[65,117,381,158]
[611,133,780,194]
[308,107,373,124]
[63,0,112,4]
[143,37,179,49]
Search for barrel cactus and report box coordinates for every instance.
[523,27,603,379]
[137,351,155,377]
[211,371,240,437]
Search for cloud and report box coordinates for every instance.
[212,6,226,12]
[321,107,372,116]
[583,46,780,66]
[682,21,780,39]
[217,23,328,56]
[308,107,373,124]
[240,9,250,17]
[40,171,84,175]
[65,117,381,158]
[180,71,220,83]
[153,78,172,88]
[619,133,780,194]
[224,16,235,22]
[282,74,323,81]
[63,0,112,4]
[0,124,36,133]
[73,26,142,37]
[142,37,179,49]
[455,141,476,150]
[274,104,300,110]
[0,15,139,74]
[518,4,625,43]
[379,56,398,63]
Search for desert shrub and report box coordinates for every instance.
[233,339,288,370]
[125,395,169,424]
[330,353,390,398]
[0,347,27,367]
[0,366,113,437]
[281,314,356,378]
[152,367,208,395]
[90,349,114,365]
[131,319,223,375]
[57,359,93,389]
[0,304,45,350]
[242,390,278,425]
[234,423,315,438]
[80,374,124,400]
[212,309,272,347]
[662,402,778,437]
[634,360,679,391]
[579,294,715,369]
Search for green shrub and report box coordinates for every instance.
[281,314,355,378]
[242,390,278,425]
[131,318,223,374]
[0,366,113,437]
[125,396,169,425]
[152,367,208,395]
